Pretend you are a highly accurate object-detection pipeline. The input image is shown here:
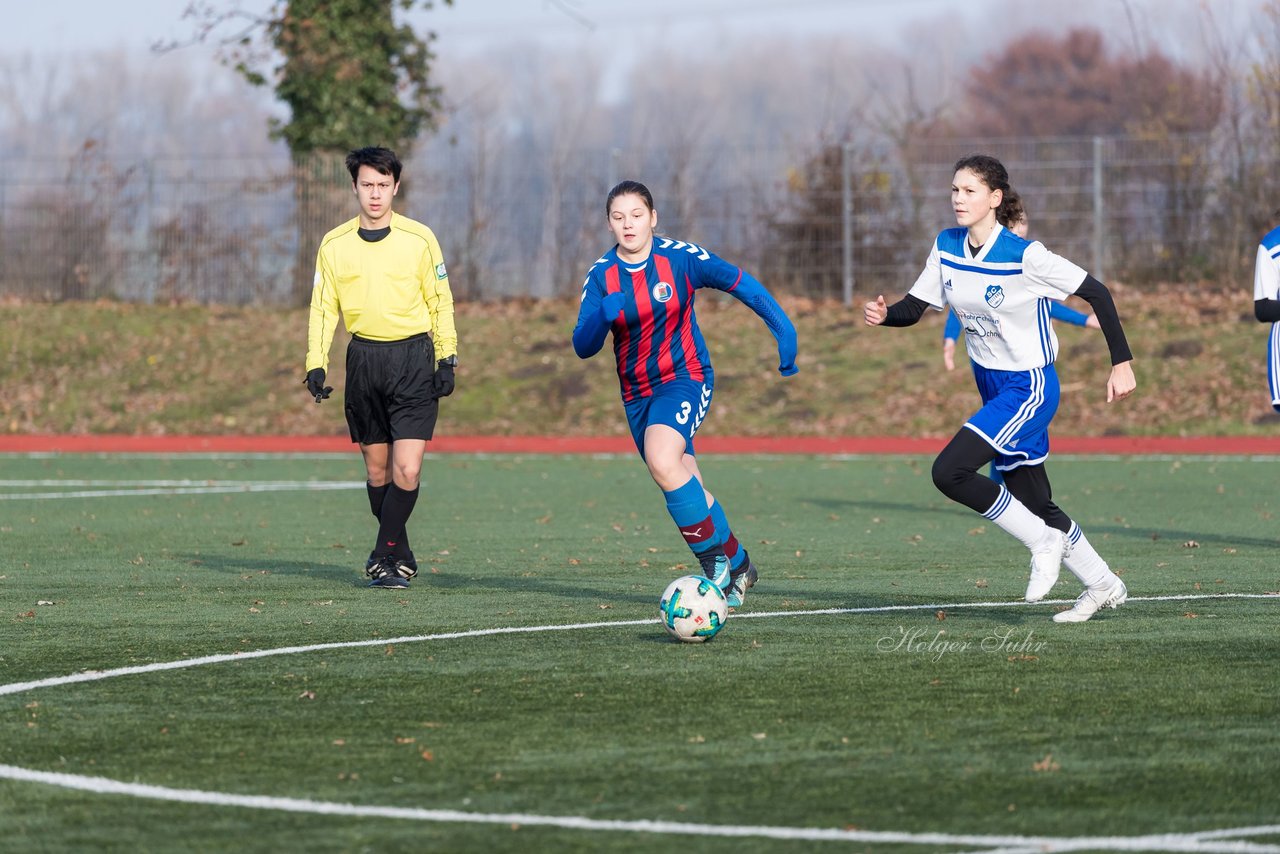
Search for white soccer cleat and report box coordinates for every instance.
[1025,528,1067,602]
[1053,576,1128,623]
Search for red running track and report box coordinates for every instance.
[1,435,1278,455]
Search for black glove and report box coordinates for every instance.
[304,368,332,403]
[434,362,455,398]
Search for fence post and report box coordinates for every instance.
[1092,135,1105,280]
[842,142,854,306]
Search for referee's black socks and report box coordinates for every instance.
[372,483,420,559]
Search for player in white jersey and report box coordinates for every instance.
[865,154,1137,623]
[1251,221,1280,412]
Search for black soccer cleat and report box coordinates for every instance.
[366,554,410,589]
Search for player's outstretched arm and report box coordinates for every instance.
[1107,361,1136,403]
[1255,298,1280,323]
[864,295,888,326]
[1048,301,1091,328]
[722,272,798,375]
[1072,275,1136,402]
[866,294,930,328]
[942,338,957,371]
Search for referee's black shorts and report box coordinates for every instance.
[344,332,439,444]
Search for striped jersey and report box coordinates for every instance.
[909,224,1087,372]
[576,238,743,402]
[1252,224,1280,411]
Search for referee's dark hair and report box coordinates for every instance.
[346,147,402,184]
[954,153,1017,227]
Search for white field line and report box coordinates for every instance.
[2,594,1275,699]
[0,481,363,500]
[0,763,1277,852]
[0,593,1277,849]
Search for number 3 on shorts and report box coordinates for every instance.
[674,400,692,425]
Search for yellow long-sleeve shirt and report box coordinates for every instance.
[306,212,458,373]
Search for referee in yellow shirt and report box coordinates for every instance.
[304,146,458,589]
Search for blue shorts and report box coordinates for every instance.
[964,363,1060,471]
[623,379,713,458]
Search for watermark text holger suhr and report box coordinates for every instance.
[876,626,1049,662]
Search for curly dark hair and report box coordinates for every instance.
[954,154,1019,227]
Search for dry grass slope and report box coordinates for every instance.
[3,283,1275,436]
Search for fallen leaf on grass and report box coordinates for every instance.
[298,690,316,700]
[395,737,415,745]
[1183,612,1198,619]
[421,750,434,761]
[36,600,55,606]
[1032,754,1060,772]
[231,539,246,547]
[935,611,946,621]
[1182,540,1200,548]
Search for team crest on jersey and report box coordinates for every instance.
[435,262,448,280]
[652,281,674,303]
[984,284,1005,308]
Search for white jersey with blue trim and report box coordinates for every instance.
[1252,225,1280,302]
[908,224,1087,371]
[1252,224,1280,411]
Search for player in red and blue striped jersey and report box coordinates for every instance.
[573,181,798,608]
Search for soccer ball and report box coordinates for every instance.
[659,575,728,643]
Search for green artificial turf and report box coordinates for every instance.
[1,453,1277,852]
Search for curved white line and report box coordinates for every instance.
[3,595,1275,698]
[0,765,1275,852]
[2,594,1276,849]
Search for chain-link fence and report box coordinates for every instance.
[0,132,1271,305]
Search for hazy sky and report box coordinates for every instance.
[1,0,1267,89]
[6,1,962,54]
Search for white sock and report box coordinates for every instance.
[1063,522,1113,588]
[982,485,1049,549]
